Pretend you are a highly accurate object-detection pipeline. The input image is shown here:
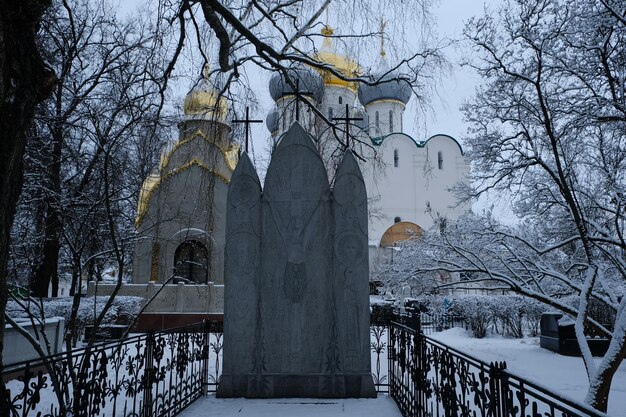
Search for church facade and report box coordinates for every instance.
[265,26,469,263]
[132,25,468,286]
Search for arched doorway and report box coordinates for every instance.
[174,240,209,284]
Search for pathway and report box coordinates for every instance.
[180,394,402,417]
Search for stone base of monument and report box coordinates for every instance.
[216,373,376,398]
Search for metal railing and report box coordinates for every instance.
[4,313,608,417]
[386,313,609,417]
[2,321,223,417]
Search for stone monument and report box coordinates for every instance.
[217,122,375,398]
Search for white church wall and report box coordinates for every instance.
[320,85,358,119]
[364,133,469,244]
[420,135,469,222]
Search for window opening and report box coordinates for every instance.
[338,96,343,104]
[375,111,380,131]
[389,110,394,132]
[394,149,399,167]
[394,216,401,223]
[438,151,443,170]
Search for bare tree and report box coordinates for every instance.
[398,0,626,411]
[8,0,170,297]
[0,2,57,414]
[1,0,448,414]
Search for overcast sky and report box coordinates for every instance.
[120,0,502,176]
[238,0,502,165]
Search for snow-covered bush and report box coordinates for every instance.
[451,296,490,338]
[410,294,549,338]
[7,296,143,335]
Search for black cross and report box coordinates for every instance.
[282,78,312,122]
[232,106,262,153]
[332,104,364,148]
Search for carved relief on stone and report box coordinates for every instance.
[222,153,261,380]
[332,150,370,375]
[219,124,375,398]
[262,123,331,376]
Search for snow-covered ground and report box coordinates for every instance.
[431,328,626,417]
[180,395,402,417]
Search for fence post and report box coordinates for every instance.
[489,361,509,417]
[142,331,155,417]
[408,310,421,333]
[413,327,425,417]
[388,318,395,399]
[201,320,210,395]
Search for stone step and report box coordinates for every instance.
[179,395,402,417]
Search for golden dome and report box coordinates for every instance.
[313,25,360,92]
[183,64,228,121]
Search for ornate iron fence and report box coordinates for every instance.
[5,314,609,417]
[2,321,223,417]
[419,313,466,335]
[387,314,609,417]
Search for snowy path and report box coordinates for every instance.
[179,395,402,417]
[431,328,626,417]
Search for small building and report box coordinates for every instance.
[133,65,237,286]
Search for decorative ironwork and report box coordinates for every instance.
[4,314,607,417]
[370,318,388,393]
[419,313,467,336]
[2,321,223,417]
[387,313,608,417]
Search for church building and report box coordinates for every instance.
[133,66,238,285]
[265,25,469,264]
[132,25,468,285]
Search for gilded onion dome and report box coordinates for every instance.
[183,64,228,121]
[266,110,280,134]
[358,55,412,107]
[313,25,360,92]
[269,65,324,103]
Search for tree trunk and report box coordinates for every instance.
[0,1,55,416]
[31,125,62,297]
[587,332,626,413]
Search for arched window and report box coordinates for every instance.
[174,240,208,284]
[375,111,380,131]
[394,149,399,167]
[394,216,401,223]
[389,110,394,132]
[400,113,403,131]
[338,96,343,104]
[329,107,334,119]
[438,151,443,170]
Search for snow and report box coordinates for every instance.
[430,328,626,417]
[179,395,402,417]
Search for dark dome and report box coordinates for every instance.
[269,66,324,103]
[266,111,279,133]
[358,72,412,106]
